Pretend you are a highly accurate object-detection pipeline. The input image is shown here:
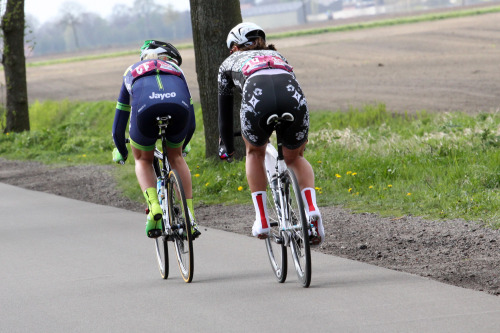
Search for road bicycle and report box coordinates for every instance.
[263,112,314,288]
[151,116,194,283]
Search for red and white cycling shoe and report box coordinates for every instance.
[308,212,324,247]
[252,220,270,239]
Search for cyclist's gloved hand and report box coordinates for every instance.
[182,142,191,157]
[112,148,126,165]
[218,139,234,162]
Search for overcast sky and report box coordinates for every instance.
[25,0,190,24]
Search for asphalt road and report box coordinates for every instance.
[1,182,500,332]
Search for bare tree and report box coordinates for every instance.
[133,0,162,39]
[163,4,179,39]
[1,0,29,133]
[189,0,245,159]
[58,1,84,50]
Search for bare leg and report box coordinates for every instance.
[244,137,270,238]
[166,146,192,199]
[283,142,314,190]
[132,146,162,237]
[132,146,156,191]
[243,137,267,192]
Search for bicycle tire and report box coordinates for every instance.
[265,185,288,283]
[285,168,312,288]
[168,169,194,283]
[153,157,169,279]
[155,225,169,279]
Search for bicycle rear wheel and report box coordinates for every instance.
[153,158,169,279]
[284,168,311,287]
[265,186,287,283]
[168,169,194,283]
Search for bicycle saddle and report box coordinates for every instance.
[266,112,294,125]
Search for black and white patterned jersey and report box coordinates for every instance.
[218,50,295,96]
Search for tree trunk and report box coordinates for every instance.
[189,0,245,159]
[1,0,29,133]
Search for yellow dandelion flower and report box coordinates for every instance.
[346,171,352,175]
[352,172,357,176]
[348,188,352,193]
[369,185,373,189]
[388,184,393,188]
[407,192,412,196]
[335,174,341,178]
[195,174,200,177]
[82,154,86,157]
[237,186,243,191]
[205,182,210,187]
[315,187,321,191]
[317,161,322,164]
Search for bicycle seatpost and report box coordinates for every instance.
[266,113,295,160]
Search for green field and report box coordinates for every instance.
[1,101,499,228]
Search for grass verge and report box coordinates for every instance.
[1,101,499,228]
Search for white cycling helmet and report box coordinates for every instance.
[226,22,266,49]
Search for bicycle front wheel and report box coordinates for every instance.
[168,169,194,283]
[265,185,287,283]
[155,226,169,280]
[284,168,311,287]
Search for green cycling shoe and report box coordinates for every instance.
[185,199,201,239]
[144,188,163,238]
[145,212,163,238]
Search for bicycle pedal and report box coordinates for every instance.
[192,229,201,239]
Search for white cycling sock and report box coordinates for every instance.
[301,187,320,217]
[252,191,269,230]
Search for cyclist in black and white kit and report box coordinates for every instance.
[218,22,324,246]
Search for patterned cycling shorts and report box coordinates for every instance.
[240,70,309,149]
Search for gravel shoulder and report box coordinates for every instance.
[1,158,498,296]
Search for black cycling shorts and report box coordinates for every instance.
[240,70,309,149]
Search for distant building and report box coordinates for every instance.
[241,1,306,29]
[312,0,344,13]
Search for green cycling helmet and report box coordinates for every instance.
[140,40,182,66]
